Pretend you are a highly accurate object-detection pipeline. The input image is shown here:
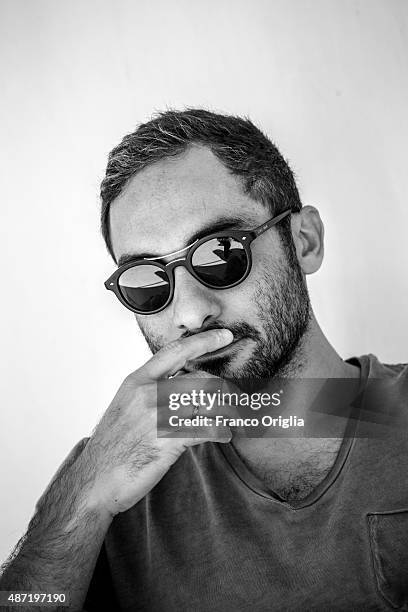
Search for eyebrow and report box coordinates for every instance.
[117,214,255,266]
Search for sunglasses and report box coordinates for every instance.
[105,209,291,315]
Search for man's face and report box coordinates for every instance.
[109,145,310,387]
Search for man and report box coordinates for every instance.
[1,109,407,611]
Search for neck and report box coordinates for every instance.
[274,310,361,381]
[230,313,362,498]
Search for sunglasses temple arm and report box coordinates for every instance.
[253,209,291,237]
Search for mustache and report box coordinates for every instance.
[182,321,262,343]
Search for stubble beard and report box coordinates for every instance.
[140,244,311,393]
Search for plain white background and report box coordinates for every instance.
[1,0,407,564]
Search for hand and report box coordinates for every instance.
[77,329,236,518]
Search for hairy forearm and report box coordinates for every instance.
[0,442,112,611]
[0,509,110,610]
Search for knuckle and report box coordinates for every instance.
[123,370,142,388]
[161,339,184,356]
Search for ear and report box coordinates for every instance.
[290,206,324,274]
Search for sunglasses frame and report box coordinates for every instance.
[105,209,291,315]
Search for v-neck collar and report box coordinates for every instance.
[216,355,371,510]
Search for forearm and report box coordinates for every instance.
[0,445,112,610]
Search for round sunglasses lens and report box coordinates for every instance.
[191,237,248,287]
[118,265,170,312]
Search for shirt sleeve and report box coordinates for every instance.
[82,542,120,611]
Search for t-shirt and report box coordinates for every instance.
[84,355,408,611]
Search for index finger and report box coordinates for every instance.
[135,329,234,382]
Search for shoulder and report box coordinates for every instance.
[369,354,408,379]
[356,354,408,435]
[351,353,408,380]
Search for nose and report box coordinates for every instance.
[169,265,222,332]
